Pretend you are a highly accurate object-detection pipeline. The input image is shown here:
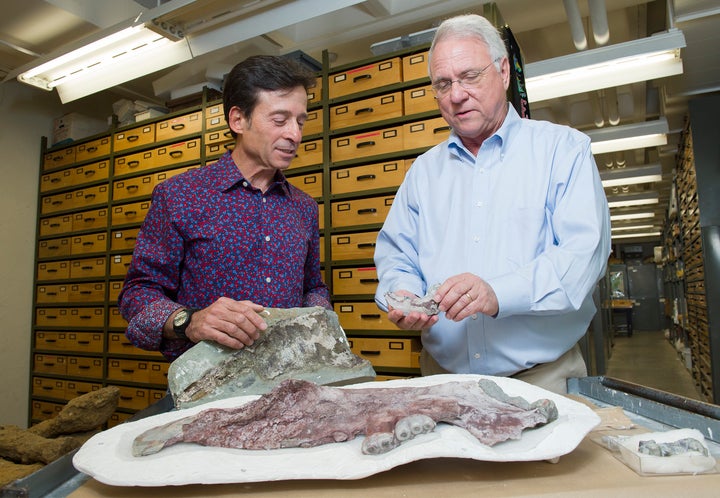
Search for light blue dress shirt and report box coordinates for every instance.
[374,104,611,376]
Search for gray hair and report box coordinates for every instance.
[428,14,508,77]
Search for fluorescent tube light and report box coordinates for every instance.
[612,231,662,239]
[607,191,659,208]
[610,211,656,221]
[525,29,685,102]
[587,118,669,155]
[611,224,656,232]
[17,19,192,103]
[601,163,663,187]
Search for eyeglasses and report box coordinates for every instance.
[431,57,501,98]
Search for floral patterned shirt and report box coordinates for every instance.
[118,152,329,360]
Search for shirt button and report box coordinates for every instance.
[265,235,271,242]
[474,353,481,359]
[242,181,248,187]
[476,201,484,207]
[265,277,272,283]
[262,198,267,203]
[474,236,481,243]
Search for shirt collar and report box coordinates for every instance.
[448,103,520,161]
[211,152,292,196]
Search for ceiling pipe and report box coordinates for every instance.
[589,0,610,45]
[563,0,587,51]
[605,86,620,125]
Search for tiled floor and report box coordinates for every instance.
[605,329,704,401]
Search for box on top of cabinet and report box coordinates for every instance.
[52,113,108,147]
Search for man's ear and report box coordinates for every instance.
[227,106,246,136]
[500,57,511,91]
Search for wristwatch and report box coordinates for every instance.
[172,308,199,340]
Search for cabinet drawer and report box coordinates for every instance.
[32,400,64,421]
[153,139,201,168]
[287,172,323,198]
[35,331,67,350]
[330,92,403,130]
[206,141,234,158]
[334,302,405,331]
[403,85,436,115]
[39,214,73,237]
[331,160,408,195]
[66,356,104,378]
[204,103,224,130]
[37,261,71,281]
[33,377,66,399]
[71,233,107,255]
[36,284,69,304]
[108,307,128,328]
[111,227,140,251]
[307,76,322,104]
[65,380,102,399]
[112,166,194,202]
[70,257,107,279]
[68,282,106,302]
[33,354,67,375]
[64,332,105,353]
[403,116,451,150]
[329,57,401,99]
[114,124,156,152]
[75,136,111,162]
[290,139,323,169]
[40,191,74,215]
[108,332,151,356]
[331,231,379,261]
[69,307,105,328]
[331,195,394,228]
[111,200,152,226]
[72,160,110,188]
[332,267,378,295]
[43,146,76,171]
[108,359,151,383]
[110,254,133,277]
[108,281,124,302]
[108,412,133,428]
[156,111,202,142]
[402,50,429,82]
[69,184,109,211]
[114,149,155,177]
[38,237,72,259]
[40,169,74,193]
[303,108,323,136]
[349,337,420,369]
[331,126,403,163]
[204,128,232,145]
[113,385,151,411]
[72,208,109,232]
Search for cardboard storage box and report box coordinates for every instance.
[52,112,107,146]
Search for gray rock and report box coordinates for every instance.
[168,307,376,409]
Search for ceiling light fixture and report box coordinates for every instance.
[610,211,656,221]
[600,163,663,187]
[611,224,657,232]
[607,191,659,208]
[586,118,669,155]
[611,231,662,239]
[524,28,685,102]
[16,16,192,103]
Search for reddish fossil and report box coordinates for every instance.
[133,378,558,457]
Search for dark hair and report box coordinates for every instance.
[222,55,316,133]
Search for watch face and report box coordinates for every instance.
[173,309,189,327]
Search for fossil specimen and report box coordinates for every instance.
[385,284,441,315]
[133,378,557,457]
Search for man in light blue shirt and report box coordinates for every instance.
[374,14,611,394]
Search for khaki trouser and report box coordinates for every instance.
[419,344,587,395]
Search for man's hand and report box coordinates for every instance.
[386,289,439,330]
[176,297,268,349]
[434,273,499,321]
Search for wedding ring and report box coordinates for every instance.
[465,293,473,301]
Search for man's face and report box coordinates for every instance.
[430,37,509,151]
[233,86,308,171]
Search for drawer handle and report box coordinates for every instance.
[360,278,379,284]
[45,338,57,343]
[434,126,452,134]
[53,157,62,162]
[52,200,63,206]
[127,135,139,142]
[84,170,96,176]
[121,369,135,373]
[85,193,96,200]
[75,390,89,395]
[357,208,376,215]
[357,243,376,249]
[125,236,137,242]
[81,266,93,270]
[360,350,381,355]
[120,395,132,400]
[171,123,186,130]
[79,315,92,320]
[125,210,137,216]
[128,161,140,167]
[43,361,56,366]
[87,146,98,153]
[47,245,60,250]
[224,143,233,151]
[356,141,375,148]
[47,269,58,273]
[41,409,54,415]
[46,291,58,296]
[169,150,183,158]
[80,290,92,295]
[83,217,96,222]
[41,386,53,390]
[353,74,372,83]
[50,178,61,183]
[224,131,232,138]
[356,174,376,181]
[49,223,61,228]
[355,107,374,115]
[78,365,90,370]
[82,241,94,246]
[77,340,90,344]
[360,313,381,319]
[126,185,139,192]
